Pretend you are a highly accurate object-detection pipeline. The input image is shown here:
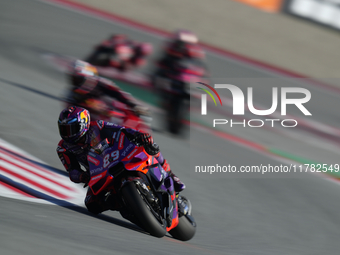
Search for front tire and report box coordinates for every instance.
[169,214,196,241]
[121,182,166,238]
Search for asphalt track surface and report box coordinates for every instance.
[2,0,340,254]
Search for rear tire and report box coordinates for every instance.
[169,215,196,241]
[121,182,166,238]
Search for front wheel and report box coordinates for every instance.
[169,214,196,241]
[169,196,196,241]
[121,181,166,238]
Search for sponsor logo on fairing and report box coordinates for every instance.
[106,122,118,127]
[118,133,125,149]
[90,167,103,175]
[122,143,134,156]
[91,174,103,181]
[87,155,100,166]
[126,148,138,159]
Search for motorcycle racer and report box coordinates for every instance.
[56,106,185,214]
[153,30,207,134]
[86,34,153,72]
[155,30,206,78]
[153,29,207,100]
[65,60,147,119]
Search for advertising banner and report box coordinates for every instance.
[283,0,340,30]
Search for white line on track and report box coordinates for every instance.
[0,138,86,205]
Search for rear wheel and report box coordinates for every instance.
[121,181,166,238]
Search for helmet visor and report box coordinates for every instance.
[58,122,81,138]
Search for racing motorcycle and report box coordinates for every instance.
[154,58,208,134]
[85,43,133,70]
[63,92,152,133]
[82,99,151,133]
[86,133,196,240]
[83,44,152,88]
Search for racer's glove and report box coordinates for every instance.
[145,142,160,156]
[80,172,90,184]
[136,132,153,146]
[135,132,160,155]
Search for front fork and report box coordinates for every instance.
[162,176,179,230]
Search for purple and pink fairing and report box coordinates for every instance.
[86,133,178,230]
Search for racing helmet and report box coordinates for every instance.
[58,106,90,143]
[69,60,98,87]
[167,30,199,57]
[173,30,199,44]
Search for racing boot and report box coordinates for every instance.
[85,190,120,214]
[161,159,186,193]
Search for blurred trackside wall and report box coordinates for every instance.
[68,0,340,79]
[281,0,340,31]
[244,0,340,33]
